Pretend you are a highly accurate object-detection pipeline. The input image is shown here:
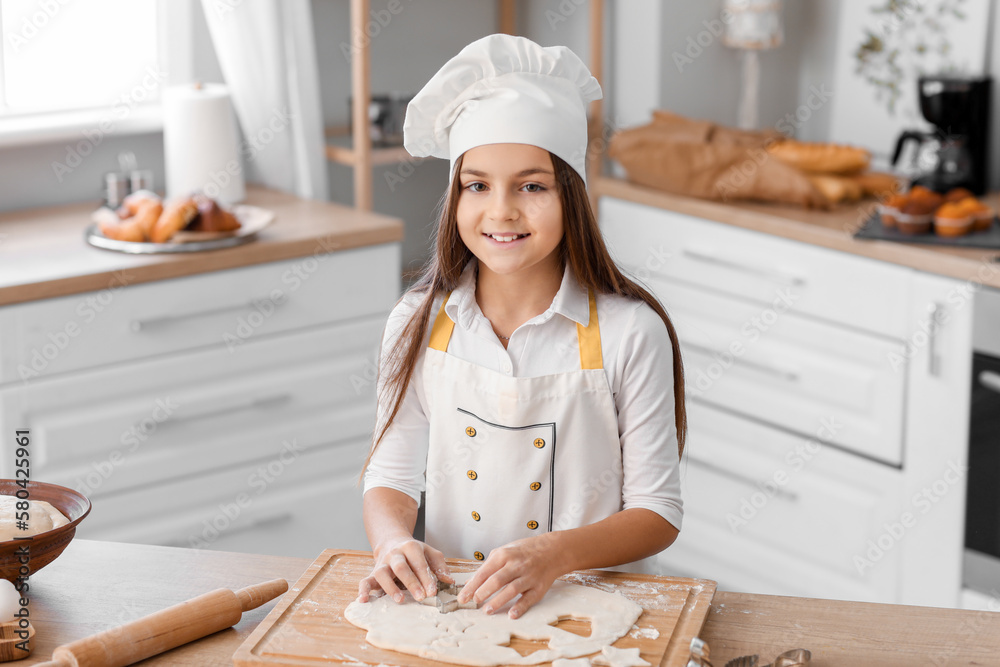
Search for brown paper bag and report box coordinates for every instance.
[608,111,829,209]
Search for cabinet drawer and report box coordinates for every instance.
[0,316,384,496]
[662,402,903,602]
[77,442,368,558]
[600,197,911,339]
[660,277,907,465]
[0,243,400,385]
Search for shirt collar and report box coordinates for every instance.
[445,258,591,330]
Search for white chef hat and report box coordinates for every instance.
[403,33,603,187]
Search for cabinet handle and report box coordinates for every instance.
[926,302,942,377]
[155,392,292,428]
[979,370,1000,395]
[684,342,800,382]
[689,457,800,502]
[682,248,807,287]
[129,296,287,333]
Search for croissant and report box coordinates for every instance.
[151,197,199,243]
[191,194,241,232]
[98,215,147,243]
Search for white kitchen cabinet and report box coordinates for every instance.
[79,442,367,558]
[668,402,903,602]
[0,244,401,558]
[0,318,382,498]
[600,196,972,607]
[599,198,912,339]
[657,276,907,465]
[0,243,397,383]
[896,271,973,607]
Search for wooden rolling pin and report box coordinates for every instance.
[35,578,288,667]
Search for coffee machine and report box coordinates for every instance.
[891,75,991,194]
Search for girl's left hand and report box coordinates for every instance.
[456,533,567,619]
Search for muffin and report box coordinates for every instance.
[879,193,908,228]
[896,199,935,234]
[944,187,975,204]
[934,202,973,237]
[909,185,944,210]
[957,198,995,232]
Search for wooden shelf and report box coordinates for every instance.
[330,0,606,212]
[325,140,428,168]
[324,124,421,166]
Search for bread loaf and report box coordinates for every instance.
[807,174,864,205]
[767,140,871,175]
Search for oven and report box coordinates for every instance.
[964,285,1000,602]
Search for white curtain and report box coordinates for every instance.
[199,0,329,200]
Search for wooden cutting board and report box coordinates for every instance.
[233,550,716,667]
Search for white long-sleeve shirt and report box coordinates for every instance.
[364,259,683,531]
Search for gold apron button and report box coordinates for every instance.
[533,438,545,449]
[474,551,485,561]
[527,520,539,530]
[471,511,481,521]
[467,470,478,480]
[466,426,477,437]
[529,482,541,491]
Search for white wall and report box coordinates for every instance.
[654,2,807,134]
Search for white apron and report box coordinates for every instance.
[422,288,661,573]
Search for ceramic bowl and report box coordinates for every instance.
[0,480,91,583]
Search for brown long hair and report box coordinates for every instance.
[363,151,687,473]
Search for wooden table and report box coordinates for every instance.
[16,540,1000,666]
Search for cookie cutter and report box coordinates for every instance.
[418,579,477,614]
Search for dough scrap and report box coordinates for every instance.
[628,625,660,640]
[552,659,593,667]
[345,573,643,666]
[592,645,651,667]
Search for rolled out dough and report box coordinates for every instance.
[592,645,651,667]
[344,573,643,666]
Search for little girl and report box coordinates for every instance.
[357,34,686,620]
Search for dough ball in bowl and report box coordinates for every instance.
[0,481,91,583]
[0,496,70,539]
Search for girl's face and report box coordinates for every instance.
[455,143,564,279]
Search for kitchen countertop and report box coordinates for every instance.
[6,178,998,308]
[0,187,404,307]
[17,539,1000,666]
[593,176,1000,290]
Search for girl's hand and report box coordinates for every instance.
[457,534,567,619]
[357,538,454,604]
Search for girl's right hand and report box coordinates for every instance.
[357,538,454,604]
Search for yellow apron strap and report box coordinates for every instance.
[428,292,455,352]
[576,288,603,370]
[431,289,600,367]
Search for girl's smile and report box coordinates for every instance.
[482,232,530,245]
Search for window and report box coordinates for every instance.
[0,0,163,119]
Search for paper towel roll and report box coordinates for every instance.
[162,83,246,205]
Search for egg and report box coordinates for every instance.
[0,579,20,621]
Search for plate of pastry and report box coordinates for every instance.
[854,186,1000,249]
[84,191,275,254]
